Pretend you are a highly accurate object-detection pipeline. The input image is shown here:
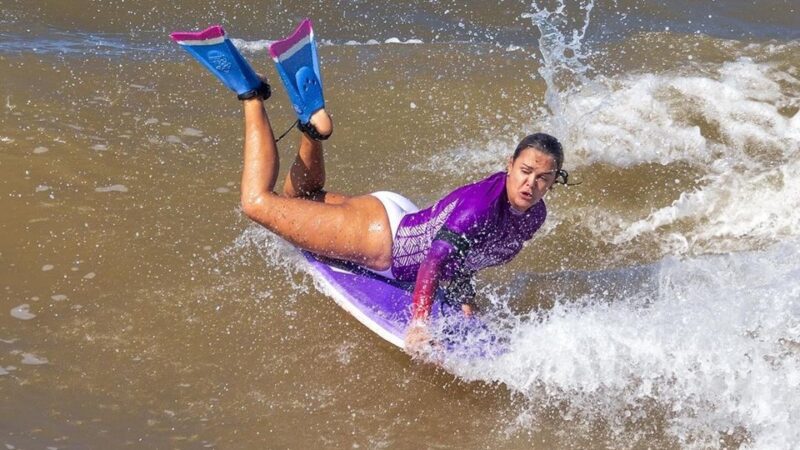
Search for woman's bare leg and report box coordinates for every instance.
[282,110,339,202]
[239,99,392,269]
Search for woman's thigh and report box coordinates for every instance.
[261,192,392,269]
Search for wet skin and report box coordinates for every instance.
[239,100,394,271]
[505,148,558,212]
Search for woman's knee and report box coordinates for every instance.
[240,192,273,223]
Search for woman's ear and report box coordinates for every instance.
[506,156,514,173]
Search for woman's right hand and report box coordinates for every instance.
[404,320,433,356]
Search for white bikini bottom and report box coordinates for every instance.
[367,191,419,279]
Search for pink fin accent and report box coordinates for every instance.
[269,18,313,59]
[170,25,226,43]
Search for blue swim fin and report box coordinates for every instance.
[269,19,325,123]
[171,25,270,100]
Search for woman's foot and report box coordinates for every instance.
[308,109,333,137]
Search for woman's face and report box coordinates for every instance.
[505,147,557,212]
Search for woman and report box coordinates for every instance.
[170,22,566,352]
[239,94,566,352]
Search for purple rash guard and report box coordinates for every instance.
[390,171,547,316]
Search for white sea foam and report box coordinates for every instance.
[231,38,273,54]
[562,58,797,168]
[227,225,310,297]
[180,127,203,137]
[384,37,423,45]
[445,241,800,448]
[21,353,48,365]
[447,56,797,172]
[95,184,128,193]
[611,158,800,252]
[234,36,429,53]
[412,139,511,175]
[562,57,800,254]
[424,54,799,255]
[10,304,35,320]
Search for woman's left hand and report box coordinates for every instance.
[461,303,476,316]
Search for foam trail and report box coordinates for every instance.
[445,241,800,448]
[612,158,800,253]
[577,57,800,254]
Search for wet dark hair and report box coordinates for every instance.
[513,133,564,170]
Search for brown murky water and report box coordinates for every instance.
[2,1,799,448]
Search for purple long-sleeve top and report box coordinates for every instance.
[389,172,547,318]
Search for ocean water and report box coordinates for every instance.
[1,0,798,448]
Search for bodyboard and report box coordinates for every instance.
[302,251,503,358]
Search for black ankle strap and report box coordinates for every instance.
[297,120,331,141]
[237,82,272,101]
